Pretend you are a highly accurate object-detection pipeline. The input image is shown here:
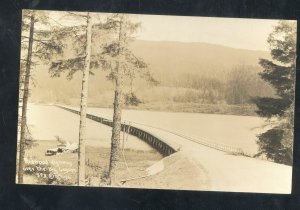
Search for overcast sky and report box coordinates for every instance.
[136,14,279,51]
[41,10,283,51]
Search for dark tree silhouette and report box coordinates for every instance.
[253,20,296,165]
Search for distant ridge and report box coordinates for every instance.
[130,40,270,77]
[29,40,271,104]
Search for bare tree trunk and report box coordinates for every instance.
[108,64,123,184]
[18,15,35,184]
[108,16,125,184]
[77,12,92,186]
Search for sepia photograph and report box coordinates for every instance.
[16,9,296,194]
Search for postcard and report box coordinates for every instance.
[16,9,296,193]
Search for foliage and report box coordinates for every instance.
[100,14,157,87]
[21,10,65,65]
[253,20,296,165]
[24,162,73,185]
[225,65,274,105]
[255,126,292,165]
[24,124,38,150]
[55,136,66,144]
[18,9,65,184]
[124,92,142,106]
[99,14,158,183]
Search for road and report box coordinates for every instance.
[29,104,292,193]
[81,106,292,194]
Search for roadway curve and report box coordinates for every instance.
[130,122,292,193]
[61,105,292,194]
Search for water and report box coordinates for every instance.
[86,107,265,155]
[26,104,266,154]
[26,104,153,151]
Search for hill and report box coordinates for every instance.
[130,40,270,79]
[28,40,272,110]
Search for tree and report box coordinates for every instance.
[225,65,274,105]
[253,20,296,165]
[18,13,35,184]
[124,69,142,106]
[77,12,92,186]
[18,10,63,183]
[100,14,155,184]
[49,12,94,186]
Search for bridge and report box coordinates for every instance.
[57,105,245,157]
[57,105,179,156]
[56,105,292,194]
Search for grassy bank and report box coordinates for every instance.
[22,140,162,186]
[78,101,258,116]
[127,102,258,116]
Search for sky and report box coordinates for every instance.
[36,10,284,51]
[135,14,279,51]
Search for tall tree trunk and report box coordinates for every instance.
[108,63,123,184]
[108,16,124,184]
[18,15,35,184]
[77,12,92,186]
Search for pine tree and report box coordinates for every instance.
[18,12,35,184]
[253,20,296,165]
[77,12,92,186]
[99,14,156,184]
[49,12,95,186]
[18,10,63,183]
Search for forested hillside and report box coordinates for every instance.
[29,40,274,115]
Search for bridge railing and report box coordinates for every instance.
[57,105,244,156]
[57,105,179,156]
[128,121,245,155]
[183,135,244,155]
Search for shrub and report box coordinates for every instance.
[24,161,73,185]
